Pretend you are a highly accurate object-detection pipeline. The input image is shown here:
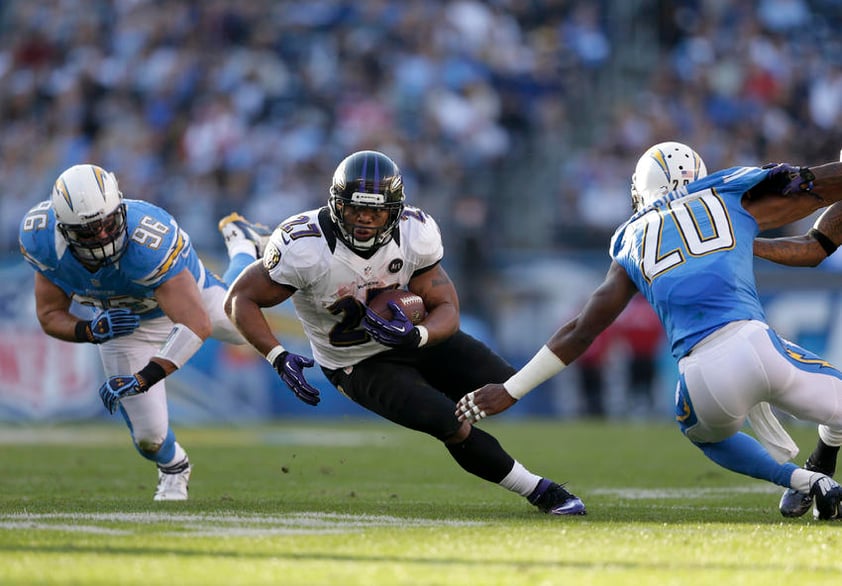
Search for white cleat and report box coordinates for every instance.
[218,212,272,257]
[153,464,191,501]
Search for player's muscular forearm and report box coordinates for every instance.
[813,202,842,244]
[408,265,459,343]
[753,200,842,267]
[754,236,826,267]
[809,162,842,204]
[33,272,79,341]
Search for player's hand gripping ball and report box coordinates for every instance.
[367,289,427,324]
[364,289,428,348]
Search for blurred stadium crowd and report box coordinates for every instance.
[3,0,842,421]
[1,0,841,278]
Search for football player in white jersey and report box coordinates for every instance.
[457,143,842,520]
[224,150,586,516]
[19,163,270,500]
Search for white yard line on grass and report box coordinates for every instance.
[0,427,396,447]
[0,512,485,536]
[591,485,781,499]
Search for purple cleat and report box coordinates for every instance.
[528,478,587,516]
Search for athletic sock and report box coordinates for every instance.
[499,461,542,497]
[807,439,839,476]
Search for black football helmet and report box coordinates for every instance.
[328,150,405,253]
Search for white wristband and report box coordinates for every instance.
[503,345,566,400]
[154,323,204,369]
[416,325,429,347]
[266,344,287,365]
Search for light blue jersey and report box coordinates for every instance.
[611,166,771,360]
[19,198,220,319]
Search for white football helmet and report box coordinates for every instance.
[51,164,128,265]
[631,141,707,212]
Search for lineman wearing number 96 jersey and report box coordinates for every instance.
[19,164,265,501]
[224,150,586,515]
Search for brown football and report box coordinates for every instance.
[368,289,427,324]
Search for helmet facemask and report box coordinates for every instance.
[57,204,128,265]
[328,151,405,254]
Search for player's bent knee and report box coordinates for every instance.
[443,420,472,445]
[135,436,165,458]
[137,438,163,454]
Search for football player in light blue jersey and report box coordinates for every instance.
[458,143,842,520]
[19,163,270,500]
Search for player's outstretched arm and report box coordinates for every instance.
[754,200,842,267]
[457,262,637,423]
[224,260,294,356]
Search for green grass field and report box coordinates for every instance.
[0,419,839,585]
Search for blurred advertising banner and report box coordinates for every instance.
[0,260,103,420]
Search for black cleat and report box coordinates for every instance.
[810,475,842,520]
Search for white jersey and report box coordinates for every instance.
[263,206,443,369]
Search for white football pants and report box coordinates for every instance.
[678,320,842,447]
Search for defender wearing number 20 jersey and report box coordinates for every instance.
[263,205,443,370]
[611,166,770,360]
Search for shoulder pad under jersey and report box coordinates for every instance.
[19,200,61,272]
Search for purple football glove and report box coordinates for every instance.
[364,301,422,348]
[272,351,321,406]
[763,163,815,196]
